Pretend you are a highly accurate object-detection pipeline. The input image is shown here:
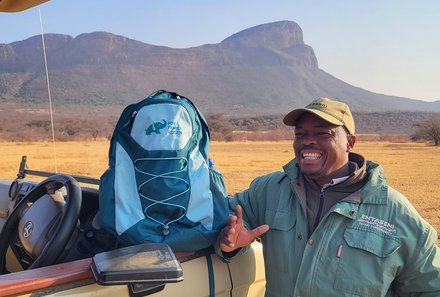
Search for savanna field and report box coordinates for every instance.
[1,140,439,235]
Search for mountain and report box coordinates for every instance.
[1,20,439,115]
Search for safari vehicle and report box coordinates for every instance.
[0,158,265,297]
[0,1,266,296]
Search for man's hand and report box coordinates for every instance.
[219,205,270,253]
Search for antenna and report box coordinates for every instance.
[39,9,58,173]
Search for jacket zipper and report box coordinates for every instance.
[312,188,325,231]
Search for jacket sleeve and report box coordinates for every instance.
[227,174,272,230]
[395,225,440,296]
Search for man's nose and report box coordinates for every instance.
[301,135,317,144]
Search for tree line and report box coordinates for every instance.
[1,110,439,145]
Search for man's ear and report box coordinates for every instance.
[347,135,356,151]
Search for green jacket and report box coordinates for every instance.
[226,158,440,297]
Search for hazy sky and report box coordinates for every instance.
[1,0,439,102]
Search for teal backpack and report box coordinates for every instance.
[98,90,228,252]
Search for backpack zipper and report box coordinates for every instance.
[122,110,137,128]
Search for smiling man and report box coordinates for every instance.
[218,97,440,297]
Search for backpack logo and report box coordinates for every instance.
[167,121,183,135]
[145,119,167,135]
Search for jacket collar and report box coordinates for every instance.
[360,160,388,205]
[282,152,389,205]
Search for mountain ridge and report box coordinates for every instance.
[1,20,439,115]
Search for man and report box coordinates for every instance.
[218,97,440,297]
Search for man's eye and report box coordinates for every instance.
[294,131,335,141]
[317,132,333,138]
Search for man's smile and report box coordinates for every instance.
[301,152,322,160]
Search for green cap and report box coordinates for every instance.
[283,97,355,134]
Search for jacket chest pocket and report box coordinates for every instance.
[334,227,401,297]
[263,209,296,274]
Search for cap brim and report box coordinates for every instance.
[283,108,344,127]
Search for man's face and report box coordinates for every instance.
[293,113,355,186]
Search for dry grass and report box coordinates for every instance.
[1,140,439,233]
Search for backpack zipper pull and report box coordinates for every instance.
[122,110,137,128]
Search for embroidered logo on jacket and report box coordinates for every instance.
[358,214,396,235]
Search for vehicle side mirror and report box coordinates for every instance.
[90,242,183,295]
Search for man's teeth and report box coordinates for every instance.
[302,153,321,160]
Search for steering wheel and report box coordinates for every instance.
[0,174,82,274]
